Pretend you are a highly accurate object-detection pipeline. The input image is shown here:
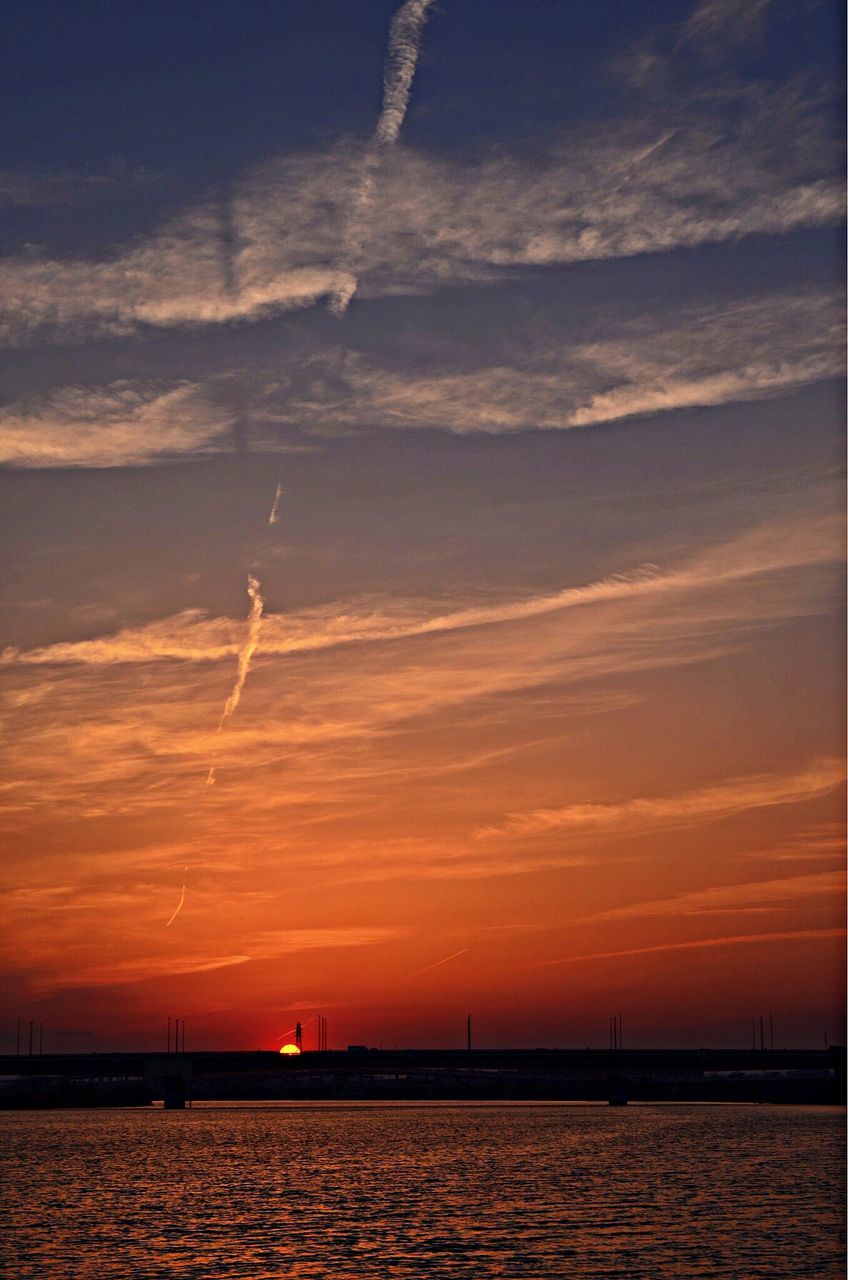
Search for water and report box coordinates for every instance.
[2,1104,844,1279]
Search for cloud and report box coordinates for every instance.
[582,869,846,923]
[0,79,838,346]
[0,381,233,467]
[618,0,776,90]
[0,202,337,348]
[0,501,841,1007]
[3,507,839,670]
[478,759,845,841]
[681,0,772,48]
[0,506,840,902]
[7,924,409,992]
[0,566,666,667]
[1,288,839,469]
[255,289,843,436]
[747,822,847,865]
[212,86,843,294]
[563,293,843,427]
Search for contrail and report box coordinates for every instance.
[268,479,284,526]
[205,480,279,786]
[275,1015,317,1042]
[404,947,469,979]
[630,129,678,166]
[329,0,435,316]
[526,927,845,968]
[166,869,187,927]
[374,0,435,148]
[217,573,264,725]
[206,572,265,785]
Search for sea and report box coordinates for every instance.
[2,1103,844,1279]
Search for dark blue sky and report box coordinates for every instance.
[1,0,840,172]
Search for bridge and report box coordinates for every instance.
[1,1046,842,1108]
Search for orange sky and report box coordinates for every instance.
[1,455,844,1052]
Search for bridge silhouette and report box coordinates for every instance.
[1,1046,842,1108]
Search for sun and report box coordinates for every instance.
[279,1043,301,1055]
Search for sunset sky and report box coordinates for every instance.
[0,0,844,1054]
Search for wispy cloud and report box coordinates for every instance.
[747,823,847,865]
[4,508,839,669]
[0,508,840,914]
[260,290,843,436]
[619,0,780,90]
[0,79,838,346]
[0,197,337,347]
[0,566,664,667]
[0,381,233,468]
[682,0,772,46]
[478,759,845,842]
[10,926,409,993]
[581,870,846,923]
[1,289,839,469]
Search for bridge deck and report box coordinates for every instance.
[1,1047,841,1079]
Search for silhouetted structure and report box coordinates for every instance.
[0,1046,842,1109]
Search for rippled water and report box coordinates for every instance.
[2,1104,844,1278]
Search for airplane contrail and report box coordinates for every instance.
[525,927,845,968]
[218,572,264,725]
[268,479,284,526]
[630,129,678,167]
[206,572,265,786]
[275,1014,318,1042]
[205,480,279,787]
[329,0,435,316]
[166,869,187,927]
[404,947,470,979]
[374,0,435,148]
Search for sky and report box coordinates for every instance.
[0,0,844,1054]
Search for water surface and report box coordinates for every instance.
[2,1104,844,1278]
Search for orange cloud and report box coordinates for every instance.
[479,759,845,841]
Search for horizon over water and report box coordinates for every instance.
[3,1104,844,1278]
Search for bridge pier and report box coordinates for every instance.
[162,1077,189,1110]
[607,1076,630,1106]
[144,1055,192,1109]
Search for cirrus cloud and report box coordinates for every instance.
[0,381,233,468]
[0,78,839,348]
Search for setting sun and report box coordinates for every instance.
[279,1044,301,1056]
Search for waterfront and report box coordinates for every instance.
[2,1104,844,1278]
